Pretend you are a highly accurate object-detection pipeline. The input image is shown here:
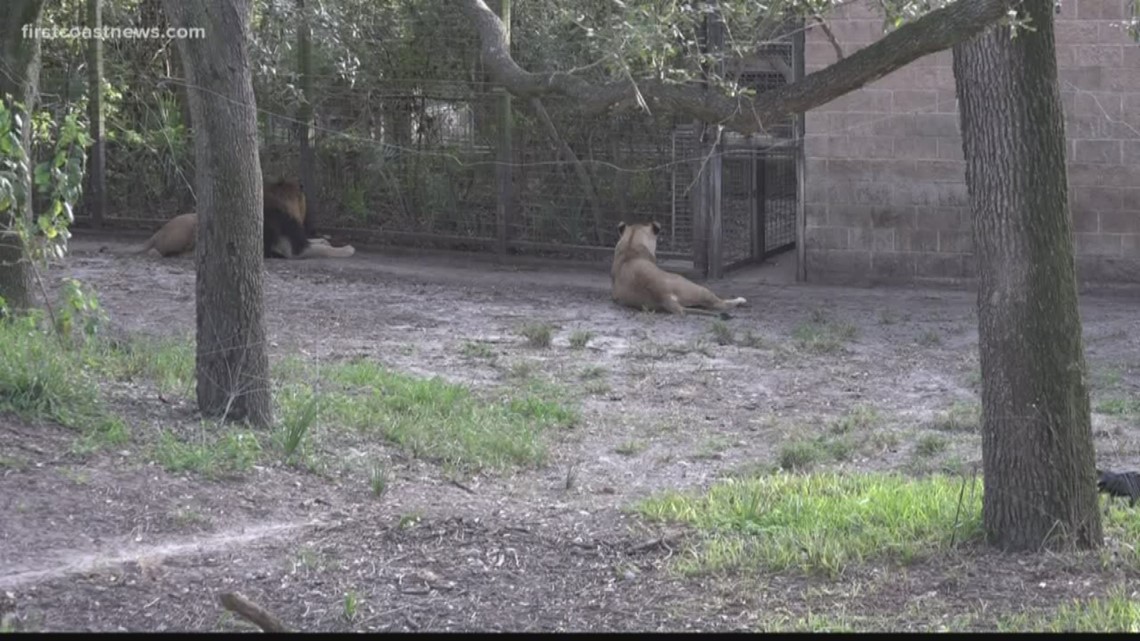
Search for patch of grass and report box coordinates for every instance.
[584,380,611,396]
[829,405,881,434]
[779,430,861,471]
[914,433,949,458]
[370,463,389,497]
[568,330,594,350]
[631,339,714,361]
[614,440,646,457]
[153,428,262,479]
[1094,395,1140,418]
[0,316,112,429]
[756,611,864,633]
[0,316,138,453]
[170,507,210,528]
[999,587,1140,632]
[460,341,496,359]
[507,360,539,380]
[878,309,898,325]
[929,402,981,433]
[343,591,360,622]
[398,511,422,529]
[95,336,194,396]
[0,455,28,470]
[917,330,942,347]
[738,330,765,349]
[1090,366,1124,392]
[778,440,826,471]
[709,320,734,346]
[792,313,858,354]
[579,365,606,380]
[319,358,576,473]
[274,386,320,464]
[518,322,554,349]
[636,471,984,578]
[695,436,732,460]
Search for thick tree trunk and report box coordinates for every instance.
[162,0,273,427]
[952,0,1102,551]
[0,0,45,313]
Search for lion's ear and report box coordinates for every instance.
[617,221,627,235]
[651,221,661,235]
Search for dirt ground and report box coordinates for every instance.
[2,234,1140,632]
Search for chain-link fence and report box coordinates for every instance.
[62,0,803,274]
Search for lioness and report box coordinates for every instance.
[127,211,198,257]
[611,220,746,318]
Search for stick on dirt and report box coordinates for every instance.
[218,591,291,633]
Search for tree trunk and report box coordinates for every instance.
[952,0,1102,551]
[86,0,107,229]
[162,0,273,428]
[0,0,45,313]
[296,0,318,236]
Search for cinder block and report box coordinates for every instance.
[1098,211,1140,234]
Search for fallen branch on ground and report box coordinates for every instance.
[218,591,291,633]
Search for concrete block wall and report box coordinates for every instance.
[803,0,1140,286]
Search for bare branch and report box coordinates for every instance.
[812,14,845,60]
[458,0,1019,135]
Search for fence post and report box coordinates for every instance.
[692,123,708,277]
[706,128,724,280]
[86,0,106,228]
[297,0,318,234]
[494,0,513,259]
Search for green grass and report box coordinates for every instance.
[0,316,134,449]
[568,330,594,350]
[914,433,950,457]
[314,358,577,473]
[460,341,496,359]
[999,587,1140,632]
[778,430,861,471]
[1094,395,1140,418]
[518,322,554,349]
[829,405,881,434]
[1,306,578,476]
[709,320,734,346]
[929,401,981,433]
[636,472,984,578]
[94,336,195,396]
[792,313,858,354]
[153,428,263,479]
[614,439,647,456]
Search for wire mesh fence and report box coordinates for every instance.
[62,0,804,273]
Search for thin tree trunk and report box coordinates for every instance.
[162,0,273,427]
[952,0,1101,551]
[296,0,318,236]
[86,0,107,229]
[0,0,45,313]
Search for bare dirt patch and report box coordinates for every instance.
[3,236,1140,631]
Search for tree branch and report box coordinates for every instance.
[812,14,845,60]
[218,592,291,633]
[459,0,1019,135]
